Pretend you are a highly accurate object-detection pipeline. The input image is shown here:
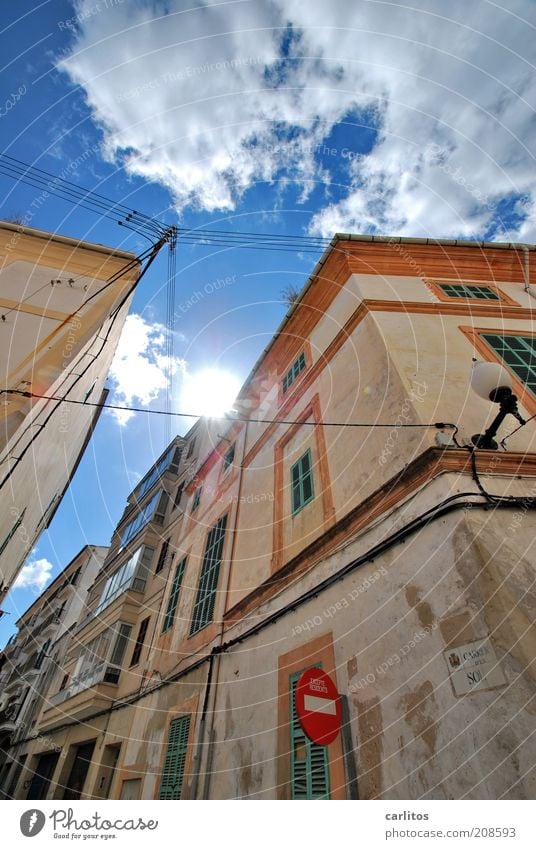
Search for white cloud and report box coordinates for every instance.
[14,557,54,592]
[108,313,186,425]
[59,1,535,240]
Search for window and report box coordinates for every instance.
[158,715,191,800]
[69,567,81,586]
[187,438,196,459]
[223,443,235,473]
[191,487,202,512]
[135,445,182,502]
[289,671,330,799]
[155,538,171,574]
[120,490,168,547]
[96,546,154,615]
[130,617,150,667]
[34,640,50,670]
[291,449,315,515]
[174,483,184,510]
[190,515,228,635]
[439,283,500,300]
[162,557,187,633]
[62,622,133,699]
[480,333,536,398]
[59,674,69,692]
[109,624,132,667]
[283,351,307,393]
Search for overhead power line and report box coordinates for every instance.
[0,154,335,253]
[1,389,458,431]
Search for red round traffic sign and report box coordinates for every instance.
[295,668,341,745]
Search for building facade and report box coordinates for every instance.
[0,221,139,602]
[2,235,536,800]
[0,545,107,798]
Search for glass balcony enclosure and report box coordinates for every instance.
[119,490,168,549]
[95,546,154,615]
[50,622,132,705]
[134,445,182,502]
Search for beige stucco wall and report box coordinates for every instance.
[0,224,138,600]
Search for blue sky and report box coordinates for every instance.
[1,0,535,642]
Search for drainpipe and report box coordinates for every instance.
[198,414,250,799]
[190,648,217,800]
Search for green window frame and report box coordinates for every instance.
[283,351,307,393]
[189,515,228,635]
[439,283,500,300]
[191,487,202,512]
[162,557,187,633]
[480,333,536,398]
[291,449,314,515]
[158,715,191,800]
[289,670,330,799]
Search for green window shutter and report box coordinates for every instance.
[0,509,26,557]
[158,715,191,800]
[291,449,315,515]
[289,671,330,799]
[481,333,536,398]
[162,557,187,632]
[189,515,228,635]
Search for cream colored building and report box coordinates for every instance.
[4,235,536,800]
[0,221,139,602]
[0,545,107,798]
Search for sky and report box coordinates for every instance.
[0,0,534,643]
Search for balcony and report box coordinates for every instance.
[40,679,119,731]
[0,706,19,735]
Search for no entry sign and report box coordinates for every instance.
[295,668,341,745]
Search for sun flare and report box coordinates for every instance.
[181,368,241,418]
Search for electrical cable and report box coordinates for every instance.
[500,413,536,448]
[0,390,459,431]
[0,154,329,250]
[468,445,536,506]
[10,489,533,743]
[0,237,170,490]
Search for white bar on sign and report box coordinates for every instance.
[304,694,337,715]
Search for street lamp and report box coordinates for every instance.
[471,361,526,449]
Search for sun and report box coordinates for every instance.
[181,367,241,418]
